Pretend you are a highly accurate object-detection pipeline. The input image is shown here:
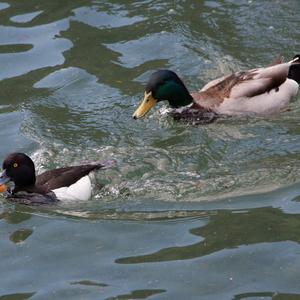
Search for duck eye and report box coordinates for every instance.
[13,163,18,168]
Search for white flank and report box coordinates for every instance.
[216,79,299,115]
[52,175,92,201]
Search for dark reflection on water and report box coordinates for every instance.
[1,0,300,299]
[0,0,88,25]
[9,228,33,243]
[233,292,300,300]
[70,280,108,288]
[106,289,166,300]
[116,207,300,264]
[0,210,31,224]
[0,44,32,53]
[0,292,35,300]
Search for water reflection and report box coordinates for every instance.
[106,289,166,300]
[1,0,300,299]
[0,292,35,300]
[0,111,35,156]
[70,280,108,288]
[0,20,71,81]
[0,2,9,12]
[233,292,300,300]
[10,11,43,24]
[116,207,300,263]
[9,228,33,243]
[59,20,141,94]
[0,44,32,53]
[0,0,88,25]
[0,210,31,224]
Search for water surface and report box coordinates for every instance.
[1,0,300,299]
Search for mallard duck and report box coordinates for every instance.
[0,153,114,204]
[132,55,300,121]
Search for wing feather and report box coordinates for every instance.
[230,63,290,98]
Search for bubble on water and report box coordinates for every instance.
[167,9,176,15]
[158,106,172,116]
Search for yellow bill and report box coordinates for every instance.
[132,91,157,119]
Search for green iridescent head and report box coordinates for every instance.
[133,70,193,119]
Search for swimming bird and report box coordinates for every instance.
[0,153,114,204]
[132,55,300,122]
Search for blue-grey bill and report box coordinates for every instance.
[0,170,10,185]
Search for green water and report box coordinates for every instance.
[1,0,300,299]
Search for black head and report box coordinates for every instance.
[0,153,36,188]
[133,70,193,119]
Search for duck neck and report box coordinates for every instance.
[164,81,193,108]
[171,91,193,108]
[13,172,36,192]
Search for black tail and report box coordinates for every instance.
[288,54,300,84]
[292,54,300,62]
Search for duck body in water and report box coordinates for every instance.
[0,153,114,205]
[133,55,300,123]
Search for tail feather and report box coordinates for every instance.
[288,54,300,84]
[293,54,300,62]
[289,54,300,64]
[80,159,116,170]
[94,159,116,170]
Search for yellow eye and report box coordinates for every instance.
[13,163,18,168]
